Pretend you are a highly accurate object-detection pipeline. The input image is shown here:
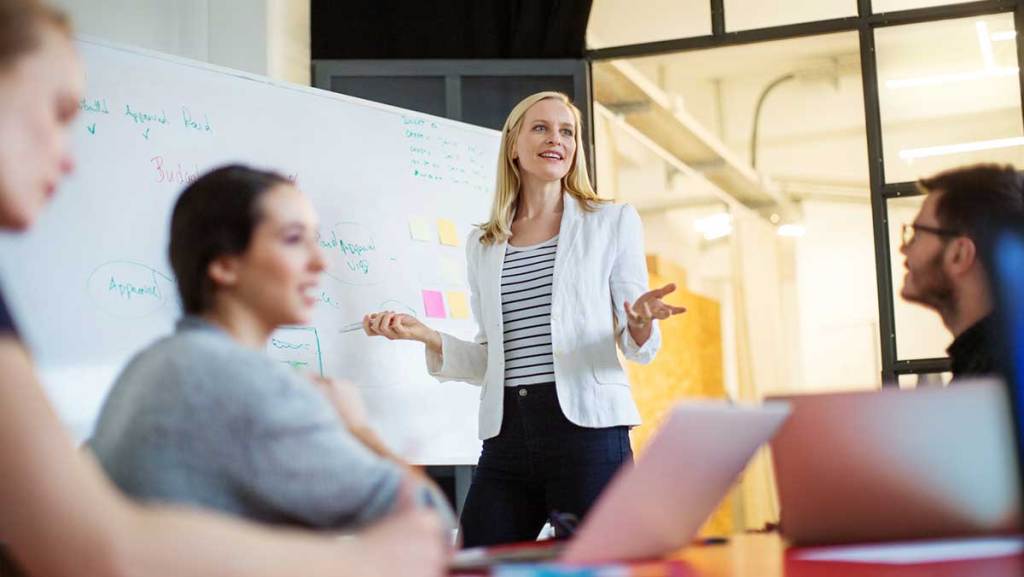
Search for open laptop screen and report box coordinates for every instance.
[986,221,1024,509]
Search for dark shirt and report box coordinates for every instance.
[0,286,21,571]
[947,314,998,381]
[0,548,25,577]
[0,283,18,336]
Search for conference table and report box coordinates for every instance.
[460,533,1024,576]
[673,533,1023,577]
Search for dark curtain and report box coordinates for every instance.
[312,0,593,59]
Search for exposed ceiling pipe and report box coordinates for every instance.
[749,56,851,170]
[749,73,795,170]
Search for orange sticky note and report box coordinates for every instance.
[446,291,470,319]
[438,219,459,246]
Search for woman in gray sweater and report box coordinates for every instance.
[90,165,447,531]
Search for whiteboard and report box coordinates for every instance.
[0,38,499,465]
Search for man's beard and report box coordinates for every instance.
[903,251,955,315]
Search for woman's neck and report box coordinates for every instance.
[517,174,563,219]
[202,300,275,350]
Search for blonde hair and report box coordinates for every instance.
[478,91,605,245]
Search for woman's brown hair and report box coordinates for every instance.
[0,0,70,67]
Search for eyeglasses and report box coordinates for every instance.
[901,223,963,247]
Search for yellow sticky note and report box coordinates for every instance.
[438,219,459,246]
[446,291,470,320]
[409,217,432,241]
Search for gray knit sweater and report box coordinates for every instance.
[89,316,402,530]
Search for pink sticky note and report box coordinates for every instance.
[422,290,446,318]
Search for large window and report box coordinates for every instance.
[588,1,1023,385]
[594,31,880,394]
[877,13,1024,184]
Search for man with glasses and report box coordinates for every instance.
[900,164,1024,380]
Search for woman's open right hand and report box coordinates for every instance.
[363,311,436,344]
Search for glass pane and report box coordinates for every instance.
[898,371,952,388]
[887,196,954,360]
[793,200,883,390]
[596,32,866,179]
[877,13,1024,184]
[725,0,856,32]
[594,31,878,393]
[874,0,977,13]
[587,0,711,49]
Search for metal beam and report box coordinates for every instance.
[893,358,953,375]
[711,0,725,36]
[587,0,1019,61]
[858,12,900,385]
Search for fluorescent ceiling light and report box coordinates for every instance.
[695,213,732,241]
[899,136,1024,161]
[886,21,1017,89]
[777,224,806,237]
[977,21,995,70]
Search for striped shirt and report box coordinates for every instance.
[502,235,558,386]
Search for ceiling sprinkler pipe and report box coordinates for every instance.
[750,72,796,170]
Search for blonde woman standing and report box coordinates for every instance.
[364,92,685,546]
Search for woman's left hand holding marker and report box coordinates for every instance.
[363,311,443,353]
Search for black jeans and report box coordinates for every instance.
[459,384,633,547]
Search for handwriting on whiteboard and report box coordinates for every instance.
[87,261,176,318]
[150,155,200,186]
[267,326,323,376]
[319,222,388,286]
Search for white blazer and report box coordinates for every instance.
[426,193,661,440]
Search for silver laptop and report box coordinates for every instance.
[452,399,791,569]
[770,380,1022,546]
